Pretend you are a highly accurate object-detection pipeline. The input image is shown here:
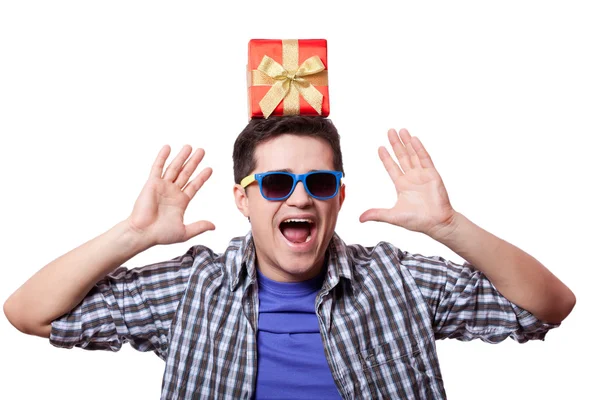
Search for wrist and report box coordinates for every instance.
[428,211,463,244]
[116,219,155,254]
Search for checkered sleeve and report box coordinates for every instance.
[400,250,560,343]
[49,245,200,359]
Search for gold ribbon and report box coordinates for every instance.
[252,39,327,118]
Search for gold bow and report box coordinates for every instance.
[252,40,327,118]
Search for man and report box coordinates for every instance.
[4,116,575,399]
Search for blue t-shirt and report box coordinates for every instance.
[254,268,341,400]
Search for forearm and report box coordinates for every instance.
[3,219,151,337]
[432,212,576,324]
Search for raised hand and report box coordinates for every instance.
[359,129,456,239]
[127,145,215,246]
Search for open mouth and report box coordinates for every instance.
[279,218,316,244]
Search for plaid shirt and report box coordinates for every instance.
[50,232,559,399]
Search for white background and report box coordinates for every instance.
[1,1,598,399]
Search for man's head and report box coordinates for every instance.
[233,116,345,282]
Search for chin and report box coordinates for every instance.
[277,255,324,280]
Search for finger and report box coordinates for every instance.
[388,129,412,172]
[359,208,395,224]
[182,167,213,199]
[378,147,404,192]
[149,145,171,179]
[175,148,206,189]
[163,145,193,182]
[184,220,216,241]
[411,136,436,169]
[398,129,422,169]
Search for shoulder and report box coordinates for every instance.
[184,234,252,283]
[339,237,404,267]
[338,236,463,280]
[333,236,405,278]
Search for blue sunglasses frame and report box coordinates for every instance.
[240,170,343,201]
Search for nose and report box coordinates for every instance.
[285,181,313,208]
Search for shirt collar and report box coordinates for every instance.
[229,231,257,292]
[323,233,354,288]
[229,231,354,292]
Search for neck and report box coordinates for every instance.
[255,256,326,283]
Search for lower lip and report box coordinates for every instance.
[278,226,317,252]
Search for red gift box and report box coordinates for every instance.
[247,39,330,119]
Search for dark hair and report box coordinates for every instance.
[233,116,344,184]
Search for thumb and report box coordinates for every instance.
[359,208,395,224]
[184,220,216,241]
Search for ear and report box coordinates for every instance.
[338,183,346,210]
[233,184,250,218]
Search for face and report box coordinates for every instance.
[234,134,345,282]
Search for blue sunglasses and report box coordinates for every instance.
[241,170,343,201]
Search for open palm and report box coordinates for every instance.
[360,129,456,238]
[128,145,215,246]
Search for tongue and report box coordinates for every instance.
[281,223,311,243]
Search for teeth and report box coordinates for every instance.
[283,218,314,224]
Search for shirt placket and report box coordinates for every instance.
[316,288,350,400]
[241,280,259,399]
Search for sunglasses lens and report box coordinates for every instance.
[306,172,338,198]
[262,173,294,199]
